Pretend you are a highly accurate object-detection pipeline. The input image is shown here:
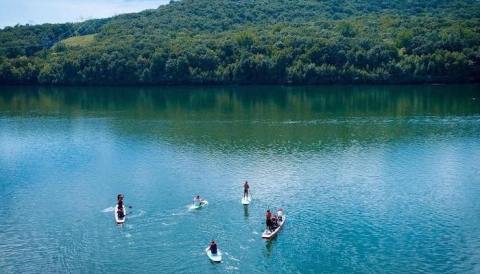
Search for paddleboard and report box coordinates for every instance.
[193,200,208,209]
[262,211,285,239]
[241,194,251,205]
[115,205,126,224]
[205,246,222,262]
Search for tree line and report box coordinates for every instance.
[0,0,479,85]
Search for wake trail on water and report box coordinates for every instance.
[225,252,240,262]
[161,222,177,226]
[128,209,146,219]
[102,206,115,213]
[170,205,194,215]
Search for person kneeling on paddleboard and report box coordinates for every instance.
[277,208,284,222]
[243,181,249,198]
[117,206,125,219]
[271,216,279,230]
[208,240,218,255]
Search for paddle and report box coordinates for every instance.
[126,205,133,215]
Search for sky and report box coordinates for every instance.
[0,0,170,28]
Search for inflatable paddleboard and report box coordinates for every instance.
[241,194,251,205]
[193,200,208,209]
[262,210,285,239]
[115,205,126,224]
[205,246,222,262]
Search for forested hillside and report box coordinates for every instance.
[1,0,479,85]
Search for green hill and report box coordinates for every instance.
[1,0,479,85]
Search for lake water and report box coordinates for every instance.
[0,85,479,273]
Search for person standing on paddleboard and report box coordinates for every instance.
[193,195,202,207]
[243,181,250,198]
[266,209,273,231]
[208,240,218,254]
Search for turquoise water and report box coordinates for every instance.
[0,85,479,273]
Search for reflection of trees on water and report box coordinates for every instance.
[0,85,479,151]
[1,85,479,117]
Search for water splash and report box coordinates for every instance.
[128,209,145,219]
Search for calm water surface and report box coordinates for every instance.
[0,85,479,273]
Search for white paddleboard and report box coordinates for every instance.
[262,211,286,239]
[115,205,126,224]
[205,246,222,262]
[193,200,208,209]
[241,195,251,205]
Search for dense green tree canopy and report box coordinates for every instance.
[0,0,479,85]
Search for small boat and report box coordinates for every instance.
[193,200,208,209]
[262,209,285,239]
[241,194,251,205]
[115,204,126,224]
[205,246,222,262]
